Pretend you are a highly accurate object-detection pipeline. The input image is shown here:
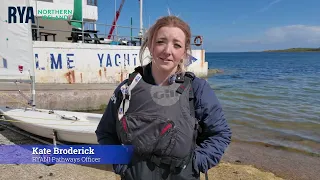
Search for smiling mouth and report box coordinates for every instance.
[159,57,172,62]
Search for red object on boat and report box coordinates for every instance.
[107,0,126,39]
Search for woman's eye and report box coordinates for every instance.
[174,44,182,48]
[156,41,164,44]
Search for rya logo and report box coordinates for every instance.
[8,6,35,23]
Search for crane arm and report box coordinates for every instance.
[107,0,126,39]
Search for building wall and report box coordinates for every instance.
[37,18,73,42]
[33,41,208,84]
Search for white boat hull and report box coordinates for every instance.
[0,106,102,144]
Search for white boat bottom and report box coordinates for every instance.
[0,106,102,144]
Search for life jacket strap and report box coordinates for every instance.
[118,70,142,121]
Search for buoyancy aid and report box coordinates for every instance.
[115,66,199,172]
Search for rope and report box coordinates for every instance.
[0,118,97,126]
[0,91,33,108]
[205,171,209,180]
[0,113,81,121]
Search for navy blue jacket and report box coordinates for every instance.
[95,64,232,174]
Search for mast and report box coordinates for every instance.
[31,75,36,109]
[28,0,36,109]
[139,0,143,38]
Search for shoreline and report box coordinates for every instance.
[231,139,320,158]
[222,141,320,180]
[1,122,319,180]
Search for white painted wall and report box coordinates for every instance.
[33,41,208,84]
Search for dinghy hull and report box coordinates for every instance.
[0,107,102,144]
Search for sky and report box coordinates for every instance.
[96,0,320,52]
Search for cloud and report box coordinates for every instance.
[242,25,320,45]
[232,0,283,25]
[208,25,320,52]
[258,0,283,13]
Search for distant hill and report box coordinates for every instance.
[263,48,320,52]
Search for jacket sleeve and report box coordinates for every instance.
[95,80,130,174]
[193,78,232,173]
[95,80,127,145]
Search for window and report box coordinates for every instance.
[87,0,97,6]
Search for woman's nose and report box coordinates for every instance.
[164,44,172,55]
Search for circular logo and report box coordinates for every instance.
[150,85,181,106]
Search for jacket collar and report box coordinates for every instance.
[142,63,157,85]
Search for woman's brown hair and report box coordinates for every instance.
[139,15,192,73]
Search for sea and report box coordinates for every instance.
[206,52,320,157]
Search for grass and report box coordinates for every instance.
[263,48,320,52]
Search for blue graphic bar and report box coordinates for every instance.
[0,145,134,165]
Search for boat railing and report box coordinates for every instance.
[31,18,204,49]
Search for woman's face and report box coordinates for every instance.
[150,26,186,73]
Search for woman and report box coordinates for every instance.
[95,15,232,180]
